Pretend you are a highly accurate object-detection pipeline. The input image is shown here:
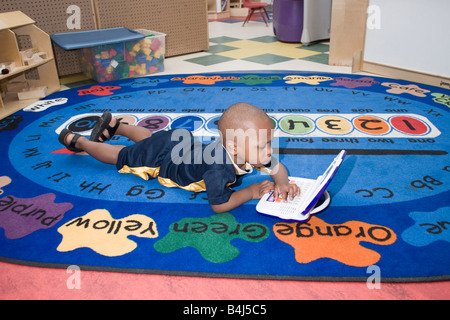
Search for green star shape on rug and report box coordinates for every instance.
[154,213,270,263]
[231,74,281,85]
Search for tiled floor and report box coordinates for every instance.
[162,18,352,76]
[61,14,353,89]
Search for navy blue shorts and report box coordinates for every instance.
[115,128,249,204]
[116,129,177,173]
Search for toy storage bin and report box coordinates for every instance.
[273,0,332,45]
[273,0,304,43]
[80,29,166,82]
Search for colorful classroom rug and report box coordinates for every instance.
[0,71,449,282]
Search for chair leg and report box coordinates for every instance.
[243,8,255,26]
[260,8,268,26]
[262,7,270,22]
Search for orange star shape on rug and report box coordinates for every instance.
[273,216,397,267]
[171,75,239,85]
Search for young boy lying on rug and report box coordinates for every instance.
[58,102,300,213]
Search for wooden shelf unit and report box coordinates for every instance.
[0,11,60,119]
[229,0,249,16]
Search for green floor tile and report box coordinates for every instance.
[300,53,329,65]
[206,44,239,54]
[243,53,293,65]
[185,54,235,66]
[65,79,97,88]
[209,36,241,44]
[299,43,330,53]
[249,36,279,43]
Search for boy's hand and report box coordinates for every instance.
[249,180,275,200]
[273,182,300,202]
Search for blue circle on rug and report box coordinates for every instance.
[6,73,450,208]
[170,115,204,132]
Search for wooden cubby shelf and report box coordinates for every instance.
[0,11,60,119]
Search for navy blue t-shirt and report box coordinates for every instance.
[116,129,275,205]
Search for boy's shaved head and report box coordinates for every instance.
[218,102,275,167]
[218,102,272,134]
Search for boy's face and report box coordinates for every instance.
[233,117,274,168]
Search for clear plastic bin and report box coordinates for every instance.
[80,29,166,82]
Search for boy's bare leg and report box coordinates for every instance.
[65,133,124,165]
[101,117,153,142]
[62,116,153,165]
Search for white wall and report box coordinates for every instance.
[364,0,450,77]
